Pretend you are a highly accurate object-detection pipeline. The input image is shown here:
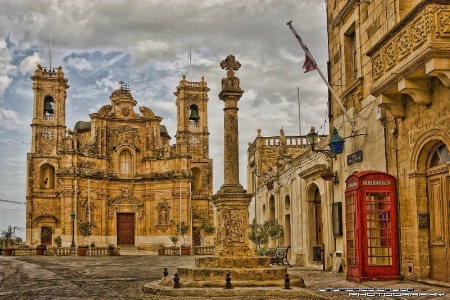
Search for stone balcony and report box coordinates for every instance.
[367,0,450,118]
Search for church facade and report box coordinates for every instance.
[26,65,213,249]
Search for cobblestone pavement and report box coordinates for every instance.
[1,254,449,300]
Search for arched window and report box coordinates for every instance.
[285,195,290,210]
[189,104,199,127]
[40,163,55,189]
[429,144,449,168]
[269,195,275,221]
[191,167,202,191]
[120,150,132,175]
[44,96,54,115]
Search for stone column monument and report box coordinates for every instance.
[213,54,254,257]
[145,56,305,293]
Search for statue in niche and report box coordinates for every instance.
[158,208,168,224]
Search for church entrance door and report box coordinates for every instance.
[117,213,135,246]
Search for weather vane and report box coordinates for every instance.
[119,80,131,91]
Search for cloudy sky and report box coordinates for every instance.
[0,0,328,239]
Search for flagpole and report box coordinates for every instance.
[49,34,52,71]
[297,87,301,136]
[88,179,91,256]
[286,20,355,130]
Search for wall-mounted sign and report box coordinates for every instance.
[347,150,363,165]
[362,180,391,185]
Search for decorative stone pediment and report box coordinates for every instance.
[139,106,156,119]
[34,214,59,224]
[298,164,327,179]
[108,186,144,213]
[108,125,140,152]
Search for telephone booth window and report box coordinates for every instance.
[366,192,392,266]
[345,171,399,282]
[346,194,356,267]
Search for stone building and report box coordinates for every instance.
[326,0,450,282]
[248,0,450,283]
[26,65,213,249]
[247,128,334,269]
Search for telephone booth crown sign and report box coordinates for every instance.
[345,171,399,282]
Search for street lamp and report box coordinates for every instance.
[307,127,344,158]
[307,126,367,158]
[70,212,76,248]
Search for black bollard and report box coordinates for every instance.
[284,273,291,290]
[173,273,180,288]
[163,268,168,277]
[225,272,233,289]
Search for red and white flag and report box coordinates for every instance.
[302,47,316,73]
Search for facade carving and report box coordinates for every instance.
[26,65,213,248]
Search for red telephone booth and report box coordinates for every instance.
[345,171,399,282]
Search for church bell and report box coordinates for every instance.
[44,102,54,114]
[188,109,200,121]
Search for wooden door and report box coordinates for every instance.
[117,213,135,245]
[41,226,53,246]
[428,174,450,281]
[314,189,323,246]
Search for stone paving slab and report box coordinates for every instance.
[0,254,449,299]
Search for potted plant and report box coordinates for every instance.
[107,243,116,256]
[1,225,15,256]
[77,221,93,256]
[169,234,179,247]
[176,222,189,245]
[198,220,215,246]
[320,167,336,181]
[54,235,62,248]
[158,243,165,255]
[176,222,190,255]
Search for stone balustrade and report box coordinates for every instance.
[10,246,120,256]
[193,245,215,255]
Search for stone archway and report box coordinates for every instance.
[411,129,450,281]
[306,183,322,264]
[424,142,450,281]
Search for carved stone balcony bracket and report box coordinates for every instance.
[398,78,432,106]
[368,1,450,118]
[426,58,450,88]
[376,94,406,119]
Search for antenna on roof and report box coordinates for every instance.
[49,34,52,71]
[189,45,192,82]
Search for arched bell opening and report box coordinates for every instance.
[44,96,54,115]
[189,104,200,126]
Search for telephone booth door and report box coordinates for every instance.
[345,171,399,282]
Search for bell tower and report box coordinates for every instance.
[174,74,213,240]
[30,64,69,155]
[174,74,210,157]
[27,64,69,245]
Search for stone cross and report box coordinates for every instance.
[220,55,241,90]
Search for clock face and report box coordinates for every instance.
[189,136,199,146]
[42,128,54,140]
